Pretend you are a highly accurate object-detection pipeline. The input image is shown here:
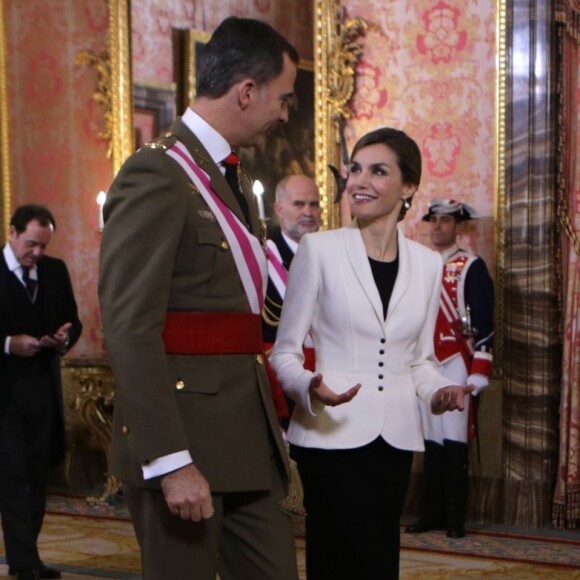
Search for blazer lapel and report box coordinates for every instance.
[273,232,295,269]
[385,227,411,324]
[170,120,249,227]
[343,222,385,327]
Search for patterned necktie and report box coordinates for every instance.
[222,152,250,224]
[21,266,37,300]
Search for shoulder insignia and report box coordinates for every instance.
[142,132,177,151]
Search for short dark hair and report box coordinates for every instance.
[10,204,56,233]
[196,17,299,99]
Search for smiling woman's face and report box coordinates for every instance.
[346,143,415,224]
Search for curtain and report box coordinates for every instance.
[552,0,580,530]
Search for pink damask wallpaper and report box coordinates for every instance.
[131,0,313,86]
[345,0,496,270]
[6,0,111,359]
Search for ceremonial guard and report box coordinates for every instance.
[407,199,494,538]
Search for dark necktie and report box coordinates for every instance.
[222,152,250,225]
[21,266,37,300]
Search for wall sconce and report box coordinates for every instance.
[252,180,265,220]
[96,190,107,232]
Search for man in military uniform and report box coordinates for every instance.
[406,199,494,538]
[99,17,300,580]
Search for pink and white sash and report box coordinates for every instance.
[266,239,314,348]
[265,240,288,300]
[166,141,267,315]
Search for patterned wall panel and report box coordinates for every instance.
[6,0,111,358]
[131,0,313,87]
[343,0,496,272]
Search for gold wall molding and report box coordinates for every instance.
[75,0,132,175]
[0,1,11,243]
[108,0,133,175]
[494,0,507,378]
[314,0,366,230]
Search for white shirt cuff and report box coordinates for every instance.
[468,374,489,397]
[4,336,10,355]
[141,450,192,480]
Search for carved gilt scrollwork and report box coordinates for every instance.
[326,14,367,119]
[72,366,120,505]
[315,0,366,230]
[75,50,114,158]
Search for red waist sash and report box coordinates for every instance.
[162,312,263,354]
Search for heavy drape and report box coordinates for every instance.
[553,0,580,530]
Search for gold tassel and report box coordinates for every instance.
[279,442,307,517]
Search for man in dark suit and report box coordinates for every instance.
[99,17,300,580]
[0,204,82,580]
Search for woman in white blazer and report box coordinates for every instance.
[270,128,473,580]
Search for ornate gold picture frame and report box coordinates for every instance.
[0,3,10,243]
[176,28,315,226]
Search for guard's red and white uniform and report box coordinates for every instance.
[419,245,494,444]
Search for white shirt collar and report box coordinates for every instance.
[3,243,20,273]
[281,232,299,254]
[181,108,232,166]
[2,243,37,280]
[440,243,461,262]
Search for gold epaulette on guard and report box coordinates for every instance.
[142,132,177,151]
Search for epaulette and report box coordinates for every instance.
[142,132,177,151]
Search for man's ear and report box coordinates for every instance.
[8,225,17,241]
[238,79,256,110]
[274,201,283,219]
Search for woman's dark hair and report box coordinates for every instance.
[350,127,422,220]
[10,204,56,233]
[196,17,300,99]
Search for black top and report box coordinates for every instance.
[369,254,399,320]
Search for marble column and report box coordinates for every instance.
[501,0,562,528]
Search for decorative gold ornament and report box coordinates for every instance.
[314,0,367,231]
[75,50,113,157]
[72,365,121,505]
[326,14,368,119]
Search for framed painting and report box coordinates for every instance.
[132,81,176,150]
[174,28,315,230]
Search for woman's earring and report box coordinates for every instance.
[402,197,411,210]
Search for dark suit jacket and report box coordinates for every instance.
[99,118,290,493]
[0,252,82,462]
[262,232,295,344]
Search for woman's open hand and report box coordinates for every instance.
[309,373,361,406]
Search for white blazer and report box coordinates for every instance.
[270,221,452,452]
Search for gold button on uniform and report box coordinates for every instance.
[221,240,229,250]
[256,354,263,365]
[122,426,129,435]
[176,380,185,390]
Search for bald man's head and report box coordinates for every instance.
[275,175,322,242]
